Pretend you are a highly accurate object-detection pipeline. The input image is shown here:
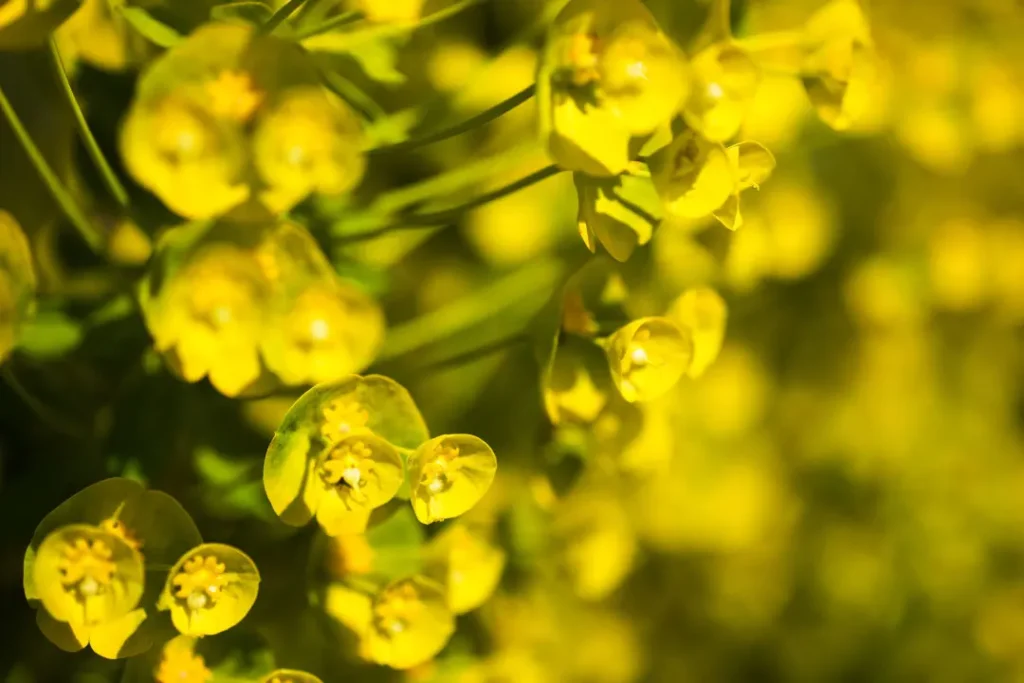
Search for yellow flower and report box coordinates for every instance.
[253,87,365,214]
[261,670,325,683]
[147,243,270,397]
[364,576,455,670]
[33,525,144,634]
[426,524,506,615]
[543,335,611,425]
[159,543,260,637]
[264,376,429,528]
[801,0,878,131]
[306,434,405,535]
[604,317,693,402]
[539,0,689,176]
[650,130,775,230]
[0,0,81,50]
[350,0,424,24]
[0,210,36,364]
[667,287,728,378]
[206,69,264,122]
[120,95,249,219]
[575,172,662,262]
[155,636,212,683]
[55,0,151,71]
[260,280,384,386]
[554,490,636,601]
[408,435,498,524]
[685,43,760,142]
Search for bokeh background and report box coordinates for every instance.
[2,0,1023,681]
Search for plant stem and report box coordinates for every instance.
[293,10,362,39]
[1,365,91,439]
[261,0,311,34]
[0,85,104,253]
[319,65,385,121]
[369,84,536,156]
[48,39,129,209]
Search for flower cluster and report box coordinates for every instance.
[140,209,383,396]
[539,0,877,261]
[264,374,497,534]
[121,22,365,219]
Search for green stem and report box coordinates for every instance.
[293,10,362,39]
[714,0,732,39]
[0,85,104,253]
[399,334,528,376]
[378,256,563,362]
[319,66,385,121]
[335,154,560,243]
[261,0,312,34]
[1,365,91,438]
[48,39,129,209]
[369,84,536,156]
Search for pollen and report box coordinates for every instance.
[373,582,421,638]
[420,443,459,494]
[320,440,375,501]
[156,640,213,683]
[58,537,117,597]
[172,555,229,612]
[205,70,264,122]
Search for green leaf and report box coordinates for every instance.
[194,446,255,487]
[365,506,424,581]
[362,107,421,148]
[18,310,83,358]
[117,6,183,48]
[304,34,407,86]
[210,1,274,25]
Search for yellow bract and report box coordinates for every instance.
[408,435,498,524]
[426,524,506,615]
[261,280,384,387]
[254,87,366,214]
[801,0,878,131]
[308,433,404,535]
[350,0,424,24]
[685,43,760,142]
[667,287,728,379]
[539,0,689,176]
[155,636,212,683]
[0,211,36,364]
[33,524,144,631]
[364,576,455,669]
[120,22,365,218]
[160,543,259,637]
[605,317,693,403]
[260,670,324,683]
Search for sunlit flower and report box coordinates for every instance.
[155,636,212,683]
[667,287,727,378]
[408,435,497,524]
[0,210,36,364]
[539,0,689,176]
[146,242,270,397]
[426,524,506,614]
[364,576,455,669]
[121,95,249,219]
[308,434,404,535]
[349,0,424,24]
[604,317,693,402]
[800,0,878,131]
[685,43,760,142]
[160,543,260,637]
[575,172,661,262]
[253,87,365,214]
[33,525,144,635]
[260,280,384,386]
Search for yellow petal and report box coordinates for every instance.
[605,317,693,402]
[650,129,736,218]
[409,435,498,524]
[161,543,260,637]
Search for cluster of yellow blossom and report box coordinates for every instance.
[24,479,260,663]
[121,22,365,219]
[0,211,36,364]
[140,208,383,396]
[538,0,878,263]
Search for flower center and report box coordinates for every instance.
[172,555,229,613]
[100,517,143,551]
[156,643,212,683]
[420,443,460,494]
[205,70,263,122]
[320,440,375,503]
[58,537,117,600]
[373,583,421,638]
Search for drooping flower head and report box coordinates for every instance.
[264,375,429,533]
[159,543,260,637]
[121,22,365,219]
[538,0,689,176]
[0,211,36,363]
